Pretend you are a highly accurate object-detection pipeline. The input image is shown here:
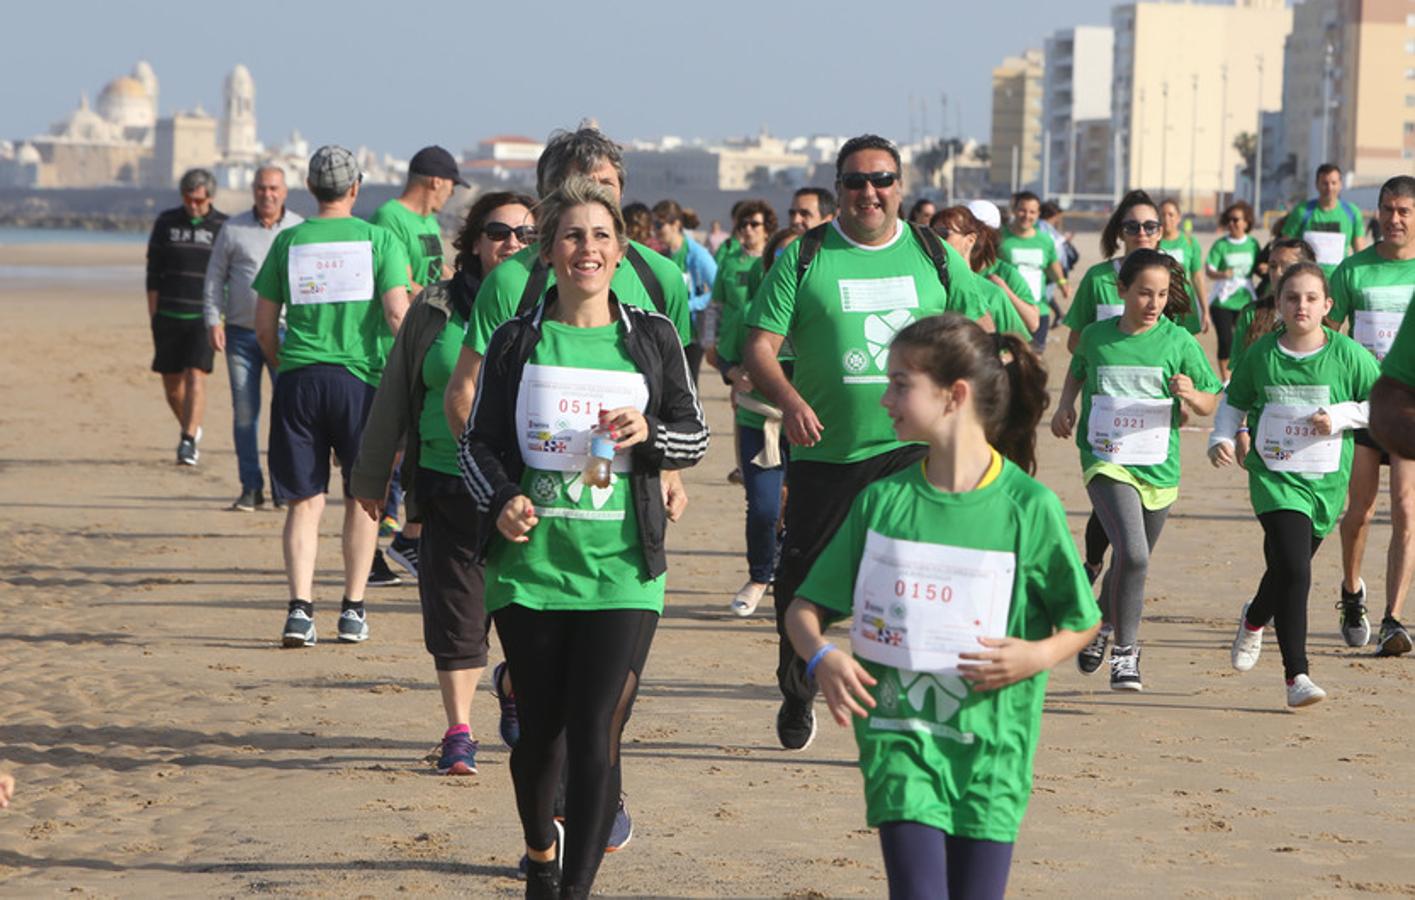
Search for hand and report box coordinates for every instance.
[1169,372,1196,404]
[662,470,688,522]
[355,496,383,522]
[209,324,226,352]
[1209,440,1236,468]
[497,495,538,543]
[1311,410,1333,435]
[1050,405,1076,439]
[1201,316,1211,335]
[782,396,824,447]
[600,407,649,450]
[813,649,878,726]
[730,367,753,394]
[0,772,13,809]
[959,636,1050,690]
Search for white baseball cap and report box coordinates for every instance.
[966,200,1002,230]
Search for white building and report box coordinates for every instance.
[219,64,260,164]
[1042,25,1113,197]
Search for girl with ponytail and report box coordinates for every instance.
[782,313,1100,899]
[1051,248,1223,691]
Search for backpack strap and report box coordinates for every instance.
[514,256,551,317]
[793,222,831,291]
[625,245,666,314]
[1296,199,1318,234]
[907,221,952,294]
[1341,200,1361,233]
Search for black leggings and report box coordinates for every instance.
[1211,306,1238,362]
[1085,510,1110,572]
[1244,510,1323,679]
[878,821,1013,900]
[492,604,658,898]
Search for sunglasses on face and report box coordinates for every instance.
[839,171,899,191]
[483,222,537,243]
[1120,219,1162,236]
[738,219,765,230]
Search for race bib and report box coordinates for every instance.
[289,241,374,305]
[1354,310,1405,360]
[839,276,919,313]
[851,530,1015,674]
[514,364,649,473]
[1087,395,1173,465]
[1096,303,1123,321]
[1160,246,1186,267]
[1256,404,1341,474]
[1303,231,1346,267]
[1010,249,1045,302]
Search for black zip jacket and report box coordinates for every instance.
[146,206,227,317]
[458,290,709,577]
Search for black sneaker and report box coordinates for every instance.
[1377,617,1413,657]
[176,435,199,466]
[387,533,420,581]
[523,820,564,899]
[230,488,264,512]
[1109,645,1143,692]
[1338,580,1371,647]
[367,549,401,587]
[776,697,817,751]
[1077,624,1111,675]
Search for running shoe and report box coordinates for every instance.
[605,794,633,852]
[176,435,199,466]
[1377,616,1413,657]
[491,661,520,748]
[435,729,478,775]
[1286,674,1327,708]
[367,549,401,587]
[1338,579,1371,648]
[1231,603,1263,672]
[776,698,816,751]
[1077,623,1111,675]
[730,581,768,617]
[337,607,369,643]
[379,515,400,538]
[726,467,744,485]
[1109,646,1142,692]
[387,533,420,581]
[281,608,316,648]
[522,819,564,899]
[230,488,264,512]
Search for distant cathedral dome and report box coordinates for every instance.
[98,75,155,129]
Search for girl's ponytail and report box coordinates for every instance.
[993,332,1050,474]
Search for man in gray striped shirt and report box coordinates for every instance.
[203,165,303,511]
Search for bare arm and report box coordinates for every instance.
[255,297,281,369]
[1370,376,1415,460]
[1192,270,1210,332]
[443,346,483,437]
[1050,369,1084,438]
[745,327,822,446]
[990,275,1040,333]
[382,285,410,335]
[1048,261,1070,300]
[1066,327,1081,354]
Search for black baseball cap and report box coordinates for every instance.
[409,145,469,187]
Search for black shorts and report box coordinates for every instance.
[417,471,489,670]
[1353,428,1391,466]
[269,364,375,501]
[150,314,214,374]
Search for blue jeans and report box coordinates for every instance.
[737,425,786,584]
[225,324,277,493]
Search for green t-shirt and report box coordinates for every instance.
[483,319,665,613]
[464,241,692,354]
[1382,305,1415,387]
[796,460,1100,842]
[1205,236,1260,311]
[370,199,444,288]
[980,277,1031,339]
[713,235,739,268]
[714,248,773,430]
[983,259,1038,307]
[1329,245,1415,363]
[1281,200,1363,275]
[746,221,976,464]
[1069,316,1221,490]
[1226,329,1380,537]
[1160,234,1205,333]
[1228,300,1275,375]
[251,216,410,386]
[998,230,1056,309]
[417,312,467,476]
[1062,259,1124,332]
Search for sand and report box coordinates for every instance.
[1,240,1413,899]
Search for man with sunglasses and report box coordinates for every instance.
[251,145,411,649]
[368,145,466,582]
[744,133,984,750]
[788,186,836,235]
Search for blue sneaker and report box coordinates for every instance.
[492,661,520,748]
[281,608,316,648]
[605,794,633,852]
[337,607,369,643]
[435,729,478,775]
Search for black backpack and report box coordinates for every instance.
[793,221,951,294]
[515,244,667,317]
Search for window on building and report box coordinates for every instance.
[1408,39,1415,55]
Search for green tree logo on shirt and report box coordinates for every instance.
[901,671,969,722]
[864,310,915,371]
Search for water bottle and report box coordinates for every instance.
[582,432,615,489]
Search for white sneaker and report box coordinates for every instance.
[1231,603,1263,672]
[1286,674,1327,708]
[730,581,768,617]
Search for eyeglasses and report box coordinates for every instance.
[839,171,899,191]
[482,222,537,243]
[1120,219,1162,236]
[738,219,765,230]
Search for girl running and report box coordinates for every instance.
[460,177,707,898]
[1205,201,1261,381]
[1158,198,1209,335]
[1050,249,1222,689]
[784,314,1100,900]
[932,205,1039,337]
[1209,262,1380,707]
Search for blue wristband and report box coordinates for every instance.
[805,642,837,681]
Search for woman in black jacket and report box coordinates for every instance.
[458,176,707,900]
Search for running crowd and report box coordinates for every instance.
[128,123,1415,899]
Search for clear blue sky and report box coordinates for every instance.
[1,0,1119,157]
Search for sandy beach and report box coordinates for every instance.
[2,239,1414,898]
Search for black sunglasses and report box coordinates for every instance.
[1120,219,1162,236]
[483,222,537,243]
[840,171,899,191]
